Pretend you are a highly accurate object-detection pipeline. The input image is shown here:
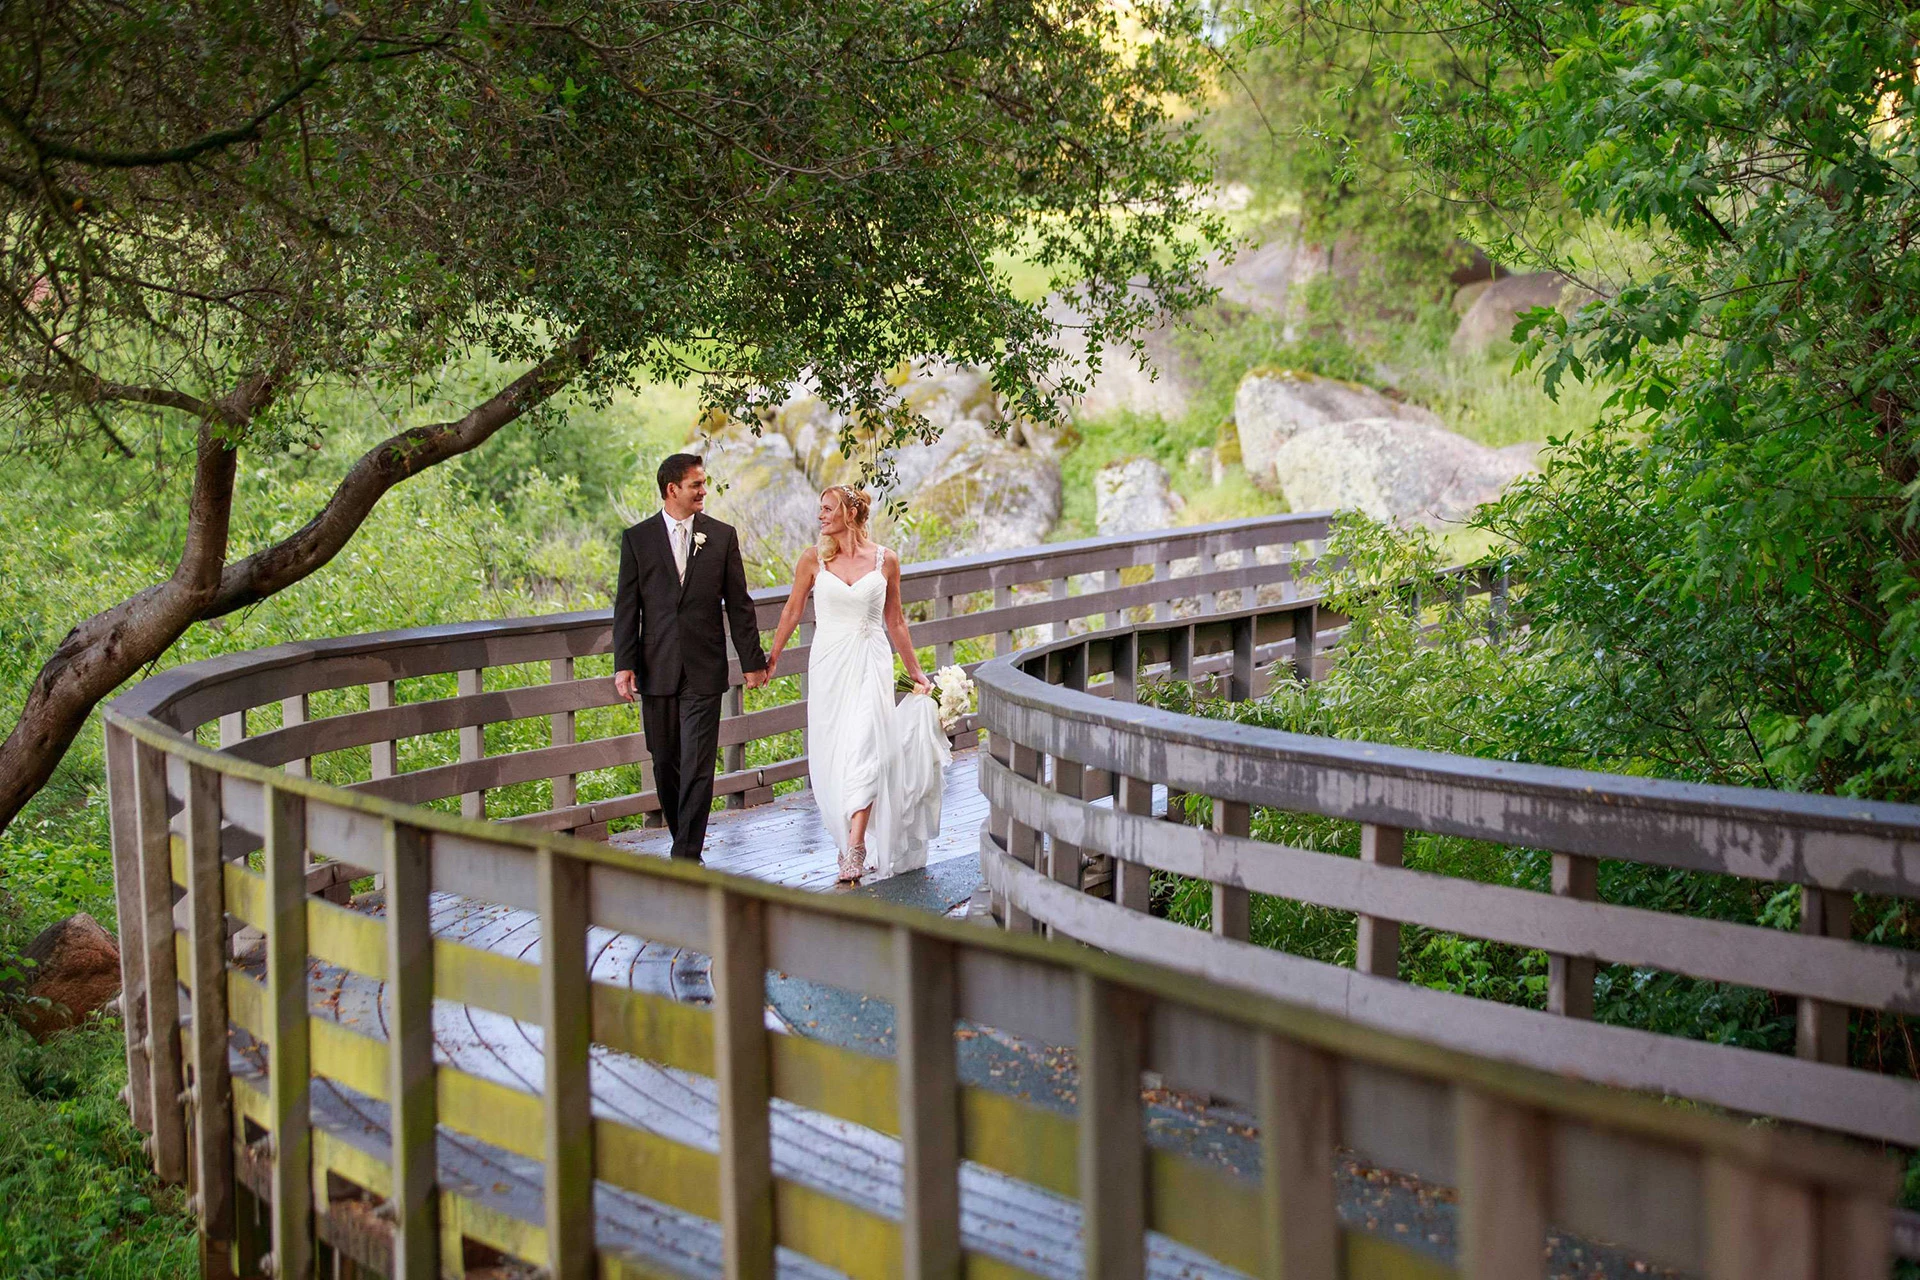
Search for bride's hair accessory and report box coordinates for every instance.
[817,485,872,564]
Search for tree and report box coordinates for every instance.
[1205,1,1487,299]
[0,0,1224,832]
[1255,0,1920,802]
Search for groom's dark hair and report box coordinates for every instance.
[657,453,704,495]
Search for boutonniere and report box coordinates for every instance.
[692,531,707,554]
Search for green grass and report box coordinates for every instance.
[0,1013,197,1280]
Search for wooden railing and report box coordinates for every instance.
[974,598,1920,1155]
[99,515,1906,1278]
[118,515,1333,850]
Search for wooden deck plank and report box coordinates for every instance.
[608,752,984,890]
[279,745,1245,1280]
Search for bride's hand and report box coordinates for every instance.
[911,673,932,697]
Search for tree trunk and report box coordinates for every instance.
[0,427,239,830]
[0,334,590,837]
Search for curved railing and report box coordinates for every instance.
[973,598,1920,1152]
[99,515,1904,1278]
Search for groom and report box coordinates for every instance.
[613,454,769,860]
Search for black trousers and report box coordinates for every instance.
[640,685,724,860]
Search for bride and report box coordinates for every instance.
[765,485,948,884]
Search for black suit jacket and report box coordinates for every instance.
[613,512,768,697]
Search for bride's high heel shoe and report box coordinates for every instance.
[837,843,867,884]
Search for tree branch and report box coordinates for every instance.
[202,331,594,617]
[0,37,450,170]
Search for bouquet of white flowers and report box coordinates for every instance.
[931,664,975,731]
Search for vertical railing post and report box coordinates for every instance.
[386,822,438,1280]
[457,668,485,819]
[184,761,234,1273]
[105,725,153,1136]
[1455,1091,1548,1280]
[1164,627,1193,824]
[1212,798,1251,942]
[1229,615,1255,704]
[994,583,1014,656]
[1077,974,1147,1280]
[1291,604,1317,685]
[1046,649,1087,904]
[933,594,954,671]
[220,710,247,749]
[550,658,577,812]
[1197,546,1218,616]
[1050,576,1070,641]
[1256,1035,1338,1279]
[723,683,746,809]
[1702,1159,1824,1280]
[1005,742,1043,934]
[1116,776,1154,914]
[709,887,774,1279]
[1355,824,1402,978]
[1548,853,1597,1019]
[134,740,187,1183]
[265,787,314,1280]
[795,619,814,793]
[282,693,310,778]
[368,680,396,783]
[1112,630,1138,706]
[894,928,961,1280]
[1797,887,1853,1065]
[1152,558,1172,622]
[541,848,596,1278]
[1101,568,1122,630]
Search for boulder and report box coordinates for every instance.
[6,912,121,1042]
[758,363,1062,555]
[1233,370,1442,487]
[1096,458,1183,536]
[1451,271,1595,356]
[884,419,1061,552]
[1042,232,1378,424]
[1271,417,1537,528]
[1447,243,1505,288]
[768,393,861,490]
[692,426,822,582]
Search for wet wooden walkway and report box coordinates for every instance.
[260,750,1247,1279]
[605,749,993,894]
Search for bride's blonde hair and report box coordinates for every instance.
[817,485,872,565]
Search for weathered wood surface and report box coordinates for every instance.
[269,861,1243,1279]
[98,515,1913,1278]
[974,599,1920,1152]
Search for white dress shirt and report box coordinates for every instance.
[663,511,694,580]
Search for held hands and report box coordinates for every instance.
[614,669,638,703]
[744,667,769,691]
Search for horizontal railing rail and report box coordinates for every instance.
[111,514,1336,851]
[105,682,1895,1280]
[98,515,1907,1278]
[973,599,1920,1152]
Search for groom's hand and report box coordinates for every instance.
[614,669,638,702]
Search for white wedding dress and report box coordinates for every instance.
[807,550,950,877]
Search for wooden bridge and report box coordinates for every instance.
[102,514,1919,1280]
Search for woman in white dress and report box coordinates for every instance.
[764,485,946,883]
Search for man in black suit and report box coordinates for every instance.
[613,453,769,859]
